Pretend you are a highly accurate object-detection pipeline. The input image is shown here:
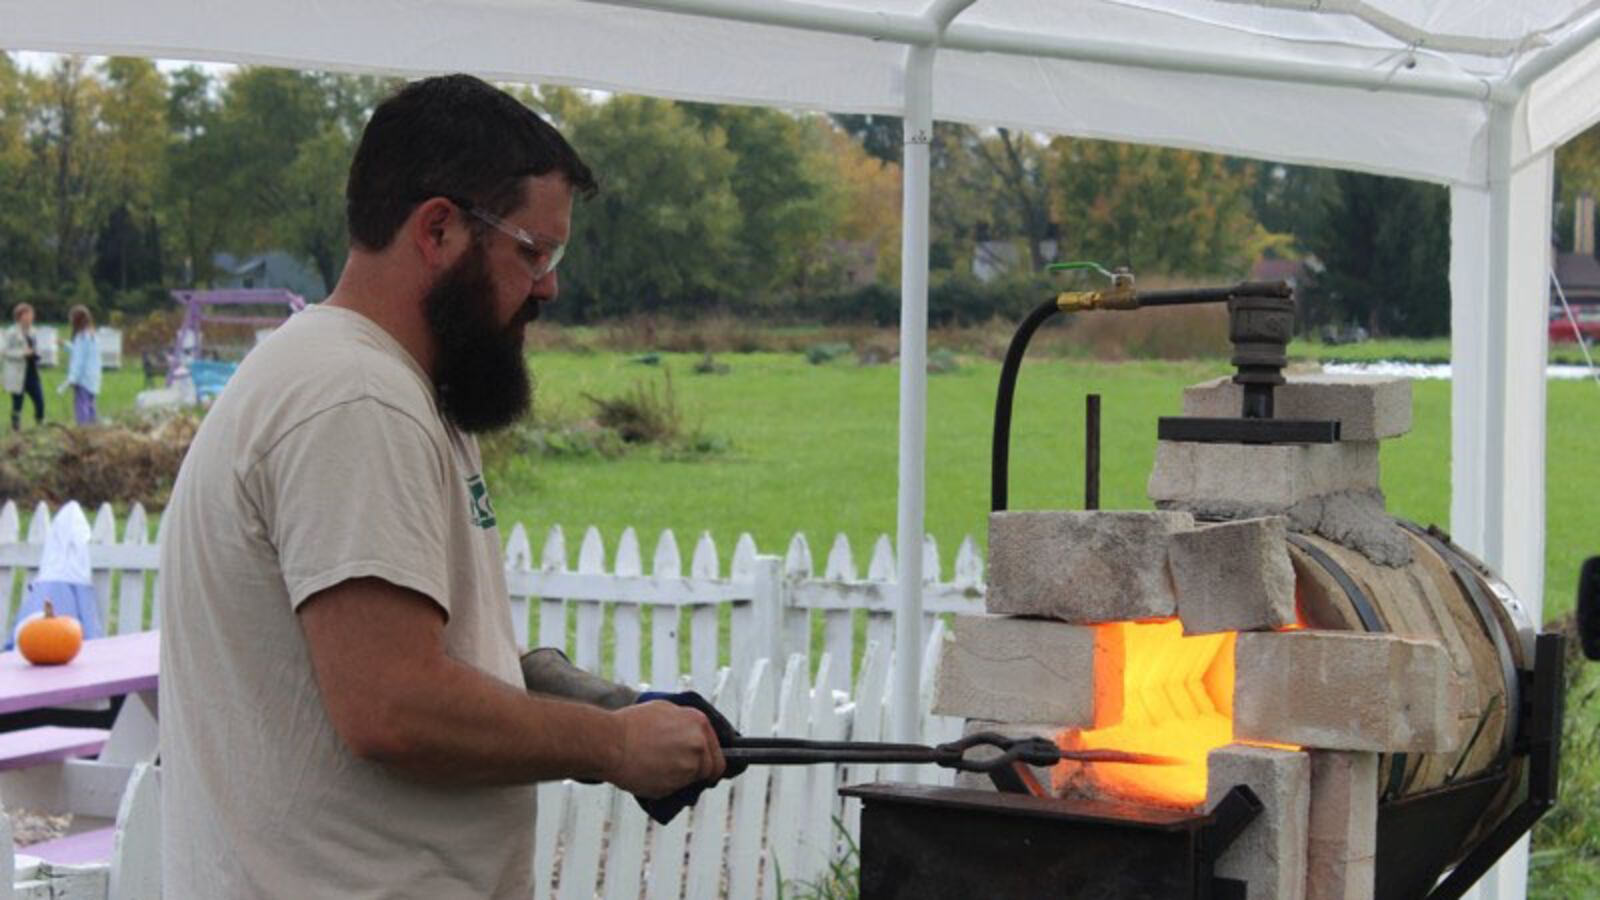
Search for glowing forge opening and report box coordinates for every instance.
[1053,619,1288,809]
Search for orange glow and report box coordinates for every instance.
[1054,620,1241,809]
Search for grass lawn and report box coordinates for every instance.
[498,349,1597,621]
[1293,335,1598,367]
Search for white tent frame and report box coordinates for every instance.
[9,3,1596,895]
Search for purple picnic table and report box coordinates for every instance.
[0,630,159,716]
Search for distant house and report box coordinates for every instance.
[972,234,1059,283]
[212,251,328,302]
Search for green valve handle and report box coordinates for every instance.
[1047,261,1115,280]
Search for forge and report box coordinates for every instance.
[1054,619,1248,810]
[848,283,1563,900]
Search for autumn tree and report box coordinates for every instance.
[1048,137,1262,278]
[1300,171,1450,337]
[160,65,231,288]
[30,56,111,303]
[559,95,741,319]
[681,104,842,301]
[815,122,901,285]
[1555,123,1600,250]
[94,57,168,297]
[0,55,43,294]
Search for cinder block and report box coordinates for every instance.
[1170,517,1297,635]
[932,614,1123,726]
[952,719,1060,793]
[1148,441,1380,512]
[1182,375,1412,441]
[986,510,1194,623]
[1305,751,1378,900]
[1208,744,1310,900]
[1233,631,1460,753]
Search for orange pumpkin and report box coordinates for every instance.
[18,600,84,665]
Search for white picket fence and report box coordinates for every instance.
[2,499,982,898]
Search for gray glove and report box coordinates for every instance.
[519,647,639,711]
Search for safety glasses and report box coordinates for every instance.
[444,195,565,280]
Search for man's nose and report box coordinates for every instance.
[530,271,559,304]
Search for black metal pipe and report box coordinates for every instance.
[991,298,1063,512]
[1085,394,1101,510]
[1137,281,1292,307]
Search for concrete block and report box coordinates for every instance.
[1170,517,1297,635]
[952,719,1059,793]
[1305,751,1378,900]
[1182,374,1412,441]
[932,614,1123,726]
[1208,744,1310,900]
[986,510,1194,623]
[1234,631,1460,753]
[1148,441,1380,513]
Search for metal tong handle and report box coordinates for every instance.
[721,731,1062,773]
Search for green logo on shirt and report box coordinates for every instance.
[466,474,497,529]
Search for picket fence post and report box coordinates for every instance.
[0,499,19,634]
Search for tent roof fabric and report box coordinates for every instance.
[4,1,1600,185]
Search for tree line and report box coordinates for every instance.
[10,53,1590,337]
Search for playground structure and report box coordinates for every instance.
[139,289,306,407]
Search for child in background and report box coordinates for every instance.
[65,305,101,425]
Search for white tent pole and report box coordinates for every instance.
[1502,12,1600,96]
[1449,100,1553,900]
[885,0,976,770]
[890,40,934,762]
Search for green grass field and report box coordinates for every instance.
[497,349,1597,621]
[1294,336,1599,367]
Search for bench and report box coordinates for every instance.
[0,725,109,771]
[17,825,116,866]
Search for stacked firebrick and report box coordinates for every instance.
[932,374,1465,900]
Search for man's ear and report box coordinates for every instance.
[410,197,465,270]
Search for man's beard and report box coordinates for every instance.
[422,242,535,434]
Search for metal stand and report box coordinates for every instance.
[841,783,1261,900]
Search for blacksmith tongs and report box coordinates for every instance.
[720,731,1175,773]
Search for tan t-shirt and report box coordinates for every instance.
[159,306,535,899]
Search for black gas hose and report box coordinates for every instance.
[990,298,1063,512]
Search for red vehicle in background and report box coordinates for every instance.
[1550,302,1600,345]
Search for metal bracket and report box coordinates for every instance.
[1423,633,1564,900]
[1158,416,1341,445]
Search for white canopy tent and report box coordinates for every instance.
[7,2,1593,893]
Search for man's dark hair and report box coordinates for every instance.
[346,74,596,251]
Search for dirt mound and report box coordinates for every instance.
[0,414,198,509]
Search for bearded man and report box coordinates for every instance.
[158,74,724,898]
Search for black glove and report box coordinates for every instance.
[631,690,747,824]
[520,647,639,711]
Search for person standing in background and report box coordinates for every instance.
[4,304,44,431]
[65,306,101,425]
